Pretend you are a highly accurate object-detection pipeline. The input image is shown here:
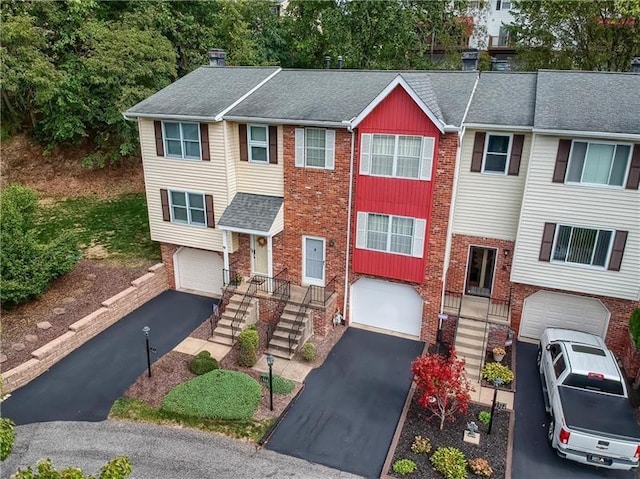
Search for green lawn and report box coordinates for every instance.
[37,193,159,261]
[110,398,274,442]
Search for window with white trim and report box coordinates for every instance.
[482,134,511,174]
[360,133,434,180]
[169,190,206,226]
[356,212,426,257]
[552,225,613,268]
[566,141,631,187]
[248,125,269,163]
[295,128,336,169]
[163,122,201,160]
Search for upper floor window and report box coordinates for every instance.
[566,141,631,187]
[471,131,523,176]
[163,122,201,160]
[295,128,335,170]
[552,225,613,268]
[483,134,512,174]
[360,133,435,180]
[496,0,510,10]
[248,125,269,163]
[169,190,206,226]
[355,212,426,258]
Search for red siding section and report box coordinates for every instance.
[353,86,441,283]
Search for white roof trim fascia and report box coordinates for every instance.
[464,122,533,132]
[349,75,446,133]
[123,112,219,122]
[217,225,271,236]
[443,125,461,133]
[223,116,348,128]
[214,68,282,121]
[533,128,640,141]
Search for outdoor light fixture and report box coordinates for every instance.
[143,326,152,378]
[488,377,504,434]
[266,353,275,411]
[503,249,510,257]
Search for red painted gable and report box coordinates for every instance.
[353,85,441,283]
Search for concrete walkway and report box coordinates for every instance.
[2,421,360,479]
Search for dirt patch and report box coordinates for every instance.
[390,397,510,478]
[1,259,154,371]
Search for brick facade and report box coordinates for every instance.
[446,234,515,302]
[511,282,640,359]
[160,242,180,289]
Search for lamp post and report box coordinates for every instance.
[266,353,274,411]
[488,377,504,434]
[143,326,152,378]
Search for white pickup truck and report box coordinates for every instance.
[538,328,640,470]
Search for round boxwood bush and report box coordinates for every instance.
[393,458,417,475]
[260,373,295,395]
[301,342,316,362]
[430,447,467,479]
[237,327,259,367]
[189,350,219,375]
[162,370,261,420]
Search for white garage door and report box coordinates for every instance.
[350,278,423,337]
[175,247,224,296]
[519,291,610,341]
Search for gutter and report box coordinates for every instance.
[123,112,220,122]
[343,127,356,322]
[532,128,640,142]
[223,116,348,128]
[464,122,532,132]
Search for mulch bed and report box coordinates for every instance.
[480,347,516,392]
[389,396,509,479]
[1,259,154,371]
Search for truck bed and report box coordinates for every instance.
[558,386,640,441]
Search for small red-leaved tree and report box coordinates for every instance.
[412,349,473,430]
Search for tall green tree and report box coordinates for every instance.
[509,0,640,71]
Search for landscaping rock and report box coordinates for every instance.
[37,321,52,330]
[0,354,7,363]
[53,307,66,316]
[25,334,38,343]
[12,343,26,352]
[62,297,76,304]
[86,273,97,281]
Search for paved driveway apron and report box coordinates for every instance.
[513,341,634,479]
[266,327,424,478]
[2,290,216,425]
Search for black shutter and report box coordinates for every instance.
[160,189,170,222]
[508,134,524,176]
[239,124,248,161]
[539,222,556,262]
[608,231,628,271]
[470,132,485,172]
[200,124,210,161]
[625,144,640,190]
[205,195,215,228]
[269,125,278,164]
[552,139,572,183]
[154,121,164,157]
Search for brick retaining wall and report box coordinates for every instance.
[1,264,168,394]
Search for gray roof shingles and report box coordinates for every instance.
[125,67,279,118]
[218,193,283,233]
[534,70,640,135]
[466,72,537,127]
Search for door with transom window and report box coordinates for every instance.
[302,236,325,286]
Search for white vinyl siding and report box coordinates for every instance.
[566,141,631,187]
[511,135,640,301]
[236,124,284,196]
[452,129,531,240]
[355,212,426,258]
[360,133,434,180]
[295,128,335,170]
[139,120,229,251]
[163,121,201,160]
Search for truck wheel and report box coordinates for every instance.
[547,418,555,446]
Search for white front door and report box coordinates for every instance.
[251,235,269,276]
[302,236,325,286]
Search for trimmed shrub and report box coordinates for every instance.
[411,435,431,454]
[468,457,493,477]
[430,447,468,479]
[237,327,259,367]
[0,418,15,461]
[162,370,261,420]
[301,342,316,362]
[630,308,640,348]
[481,362,514,385]
[392,459,417,475]
[12,457,132,478]
[260,373,295,395]
[189,350,219,375]
[477,411,491,427]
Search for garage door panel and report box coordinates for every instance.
[351,278,422,337]
[519,291,609,341]
[175,248,223,296]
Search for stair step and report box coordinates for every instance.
[456,329,487,341]
[269,337,300,351]
[209,335,234,346]
[272,329,302,341]
[457,318,487,333]
[455,346,484,361]
[455,336,486,349]
[269,348,295,360]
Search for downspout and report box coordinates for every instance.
[342,127,356,322]
[440,73,480,315]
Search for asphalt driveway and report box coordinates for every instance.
[265,327,424,478]
[513,341,635,478]
[2,290,216,425]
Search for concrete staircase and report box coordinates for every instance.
[210,294,258,346]
[454,317,488,382]
[268,285,313,359]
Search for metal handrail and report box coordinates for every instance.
[231,281,257,341]
[478,299,492,382]
[266,268,290,346]
[223,258,241,286]
[289,286,312,355]
[309,276,337,307]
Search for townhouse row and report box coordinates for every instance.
[125,61,640,359]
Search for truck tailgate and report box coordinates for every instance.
[559,386,640,457]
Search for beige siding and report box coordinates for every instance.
[511,135,640,300]
[235,124,284,197]
[139,119,228,251]
[224,121,238,203]
[452,130,531,240]
[269,205,284,235]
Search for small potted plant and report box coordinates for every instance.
[492,347,506,362]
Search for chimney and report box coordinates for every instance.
[632,56,640,73]
[337,55,344,70]
[208,49,226,67]
[325,56,331,69]
[462,49,479,71]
